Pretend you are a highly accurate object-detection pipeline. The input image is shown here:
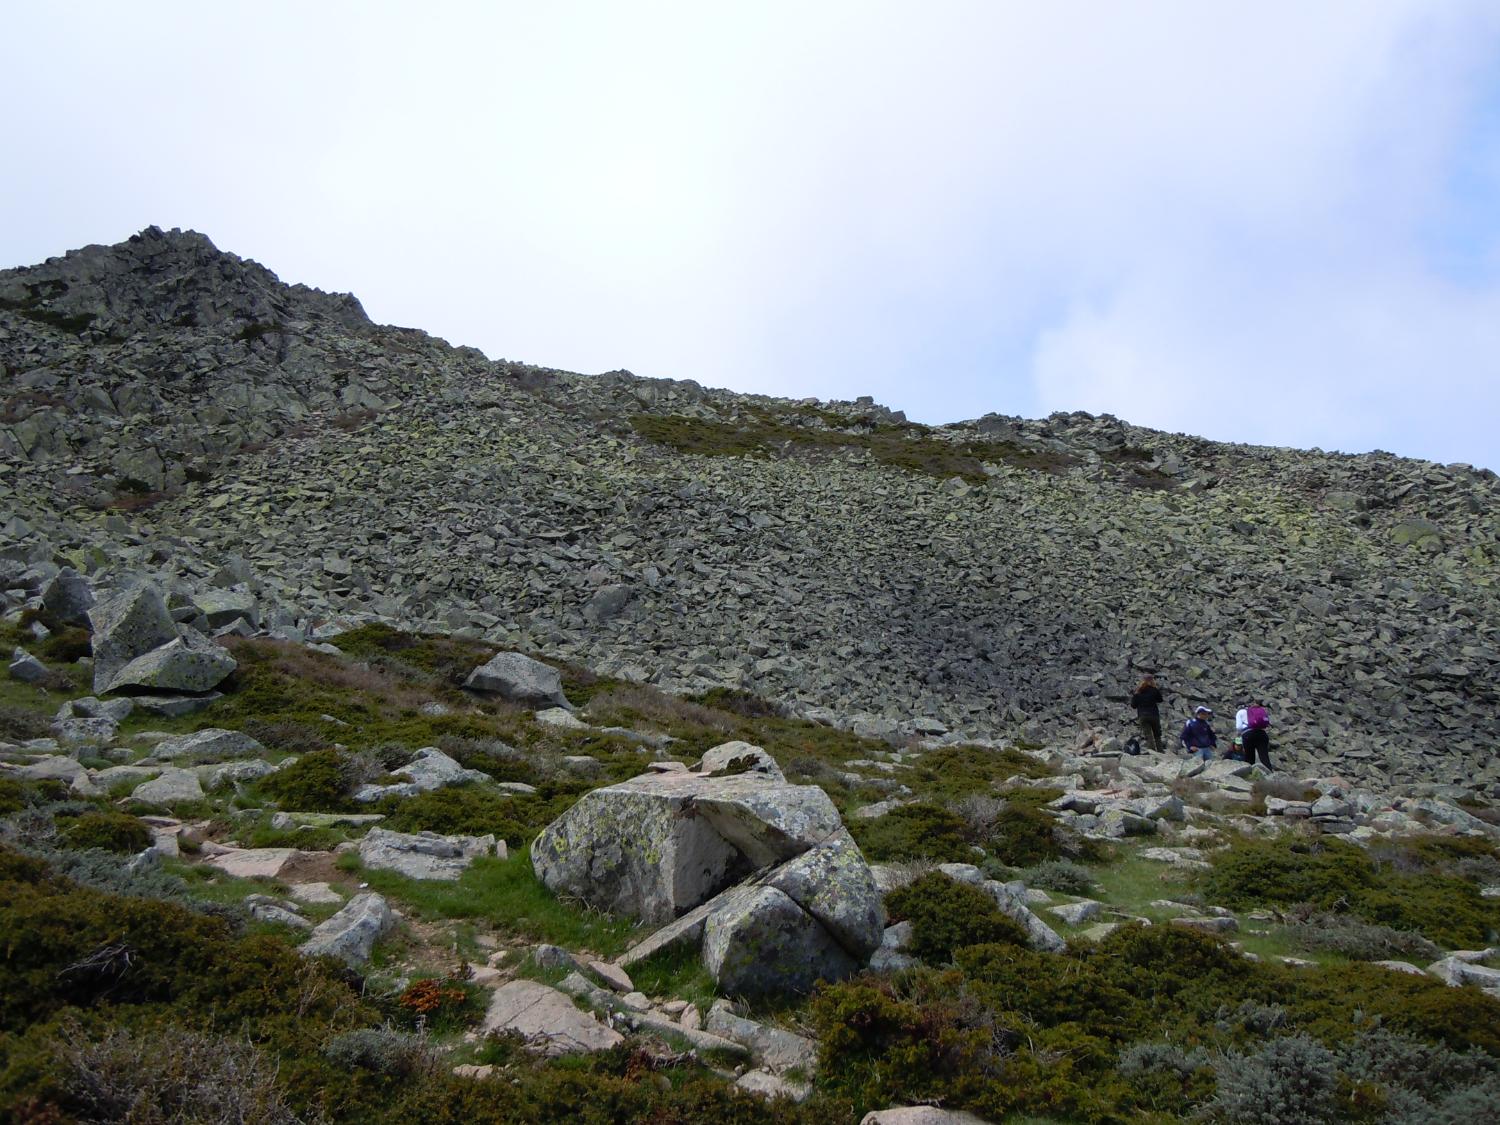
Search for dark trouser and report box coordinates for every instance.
[1137,715,1162,752]
[1243,728,1272,769]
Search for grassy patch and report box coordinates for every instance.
[350,851,642,957]
[630,413,1088,484]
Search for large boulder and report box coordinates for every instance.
[541,750,884,998]
[130,767,205,805]
[41,567,94,627]
[702,885,859,998]
[89,584,178,693]
[763,828,884,959]
[104,627,237,694]
[532,767,842,923]
[463,651,569,707]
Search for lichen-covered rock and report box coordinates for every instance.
[104,627,236,695]
[41,567,95,627]
[531,771,842,923]
[698,741,784,780]
[89,583,178,693]
[8,648,47,683]
[300,892,393,967]
[130,767,205,805]
[763,828,884,958]
[702,885,858,998]
[358,827,498,881]
[463,651,568,707]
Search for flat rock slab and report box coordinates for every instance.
[1139,847,1211,869]
[358,827,498,881]
[208,847,302,880]
[152,728,265,762]
[482,979,623,1056]
[288,881,345,906]
[861,1110,993,1124]
[131,767,205,804]
[705,1008,817,1075]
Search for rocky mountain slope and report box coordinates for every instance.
[2,227,1497,791]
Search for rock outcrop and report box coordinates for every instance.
[534,745,883,997]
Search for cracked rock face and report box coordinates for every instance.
[531,764,844,923]
[535,748,884,997]
[2,227,1497,793]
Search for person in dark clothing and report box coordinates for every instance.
[1241,699,1274,771]
[1180,706,1218,760]
[1130,674,1165,752]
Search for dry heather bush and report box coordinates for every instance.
[59,1019,302,1124]
[1286,909,1441,962]
[951,795,1006,841]
[582,682,736,734]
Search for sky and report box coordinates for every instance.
[5,2,1500,470]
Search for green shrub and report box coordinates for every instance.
[986,803,1067,866]
[885,873,1029,963]
[60,811,153,855]
[1207,1034,1342,1125]
[37,627,92,664]
[850,803,975,862]
[1200,835,1499,948]
[377,786,579,846]
[260,749,358,812]
[0,777,25,814]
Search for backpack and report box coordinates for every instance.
[1124,737,1141,757]
[1246,705,1270,730]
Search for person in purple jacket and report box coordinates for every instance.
[1180,706,1218,760]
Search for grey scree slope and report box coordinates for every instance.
[1,227,1496,791]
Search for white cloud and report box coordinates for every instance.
[4,1,1500,466]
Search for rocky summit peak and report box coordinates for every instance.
[2,229,1498,794]
[0,225,368,340]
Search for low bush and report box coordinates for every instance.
[885,873,1029,963]
[1286,910,1441,962]
[1200,835,1500,948]
[259,749,358,812]
[849,803,975,863]
[54,1016,301,1125]
[985,802,1068,866]
[36,627,92,664]
[0,703,53,742]
[1017,858,1095,894]
[60,811,153,855]
[1207,1033,1342,1125]
[322,1026,440,1078]
[377,785,578,846]
[390,977,482,1032]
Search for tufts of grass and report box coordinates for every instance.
[348,850,642,957]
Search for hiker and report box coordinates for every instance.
[1238,699,1274,770]
[1180,705,1218,760]
[1130,674,1165,752]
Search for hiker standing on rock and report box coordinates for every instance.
[1130,674,1165,752]
[1180,705,1218,761]
[1237,699,1274,771]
